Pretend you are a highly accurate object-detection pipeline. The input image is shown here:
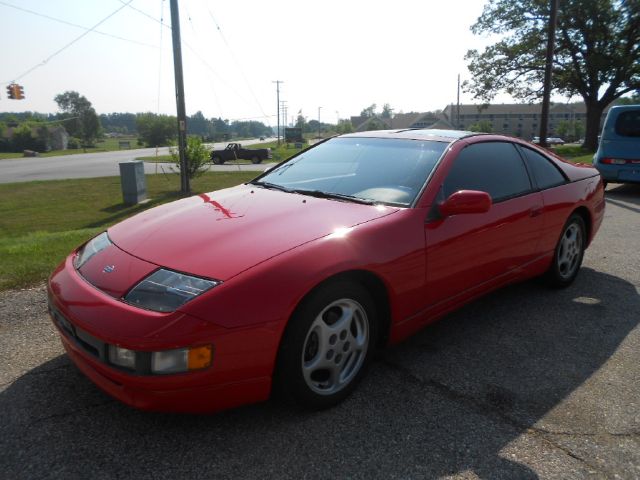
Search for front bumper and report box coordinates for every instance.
[47,255,276,413]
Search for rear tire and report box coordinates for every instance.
[274,281,378,410]
[251,155,262,164]
[545,213,586,288]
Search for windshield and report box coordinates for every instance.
[255,137,448,206]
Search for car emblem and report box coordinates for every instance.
[103,265,116,273]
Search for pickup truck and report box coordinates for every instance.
[210,143,272,164]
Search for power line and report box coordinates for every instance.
[0,0,157,49]
[118,0,169,28]
[120,1,241,106]
[118,0,266,122]
[3,0,134,84]
[204,5,270,123]
[228,114,277,122]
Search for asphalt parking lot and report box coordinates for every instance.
[1,184,638,479]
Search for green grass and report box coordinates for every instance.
[0,136,142,160]
[136,154,174,163]
[565,153,594,164]
[550,144,594,158]
[0,171,256,290]
[135,141,309,164]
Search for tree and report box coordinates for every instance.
[465,0,640,151]
[100,112,137,134]
[54,91,101,146]
[296,114,306,130]
[360,104,377,118]
[336,119,354,134]
[614,92,640,105]
[170,136,210,180]
[364,118,386,131]
[381,103,393,119]
[556,119,584,141]
[187,111,210,137]
[136,113,177,147]
[468,120,493,133]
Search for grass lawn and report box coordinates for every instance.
[0,171,255,291]
[564,153,593,164]
[135,141,309,164]
[0,136,142,160]
[550,144,594,158]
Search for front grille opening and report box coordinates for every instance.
[76,337,99,358]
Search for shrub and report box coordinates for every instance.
[170,136,211,180]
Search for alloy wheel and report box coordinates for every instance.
[301,298,369,395]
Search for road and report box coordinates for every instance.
[0,138,272,184]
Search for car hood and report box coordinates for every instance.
[108,184,399,281]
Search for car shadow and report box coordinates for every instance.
[1,268,637,478]
[605,183,640,213]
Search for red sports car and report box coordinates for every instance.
[48,130,605,413]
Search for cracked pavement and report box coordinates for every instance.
[1,184,639,479]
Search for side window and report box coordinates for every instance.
[520,147,566,189]
[443,142,532,202]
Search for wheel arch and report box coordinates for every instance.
[270,268,392,405]
[572,206,592,245]
[280,269,392,358]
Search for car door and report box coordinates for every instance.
[424,141,544,307]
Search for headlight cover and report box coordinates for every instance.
[74,232,112,269]
[124,269,220,312]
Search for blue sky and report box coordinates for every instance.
[0,0,566,125]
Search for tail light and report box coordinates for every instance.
[600,158,628,165]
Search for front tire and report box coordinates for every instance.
[275,281,378,410]
[545,213,586,288]
[211,156,224,165]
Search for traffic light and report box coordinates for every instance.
[6,83,24,100]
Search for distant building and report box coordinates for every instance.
[349,102,607,140]
[442,103,606,139]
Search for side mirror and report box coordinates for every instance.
[439,190,491,217]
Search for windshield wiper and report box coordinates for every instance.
[249,180,293,193]
[290,189,375,205]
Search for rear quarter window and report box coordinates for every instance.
[520,146,566,189]
[615,110,640,137]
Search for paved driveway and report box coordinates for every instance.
[1,185,638,479]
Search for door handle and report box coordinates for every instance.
[529,206,544,217]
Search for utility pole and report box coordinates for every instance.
[273,80,283,145]
[280,100,287,140]
[169,0,189,194]
[318,106,322,138]
[539,0,559,148]
[456,74,461,129]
